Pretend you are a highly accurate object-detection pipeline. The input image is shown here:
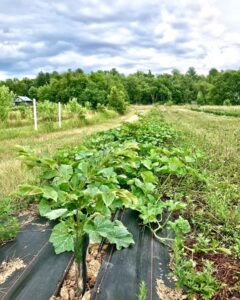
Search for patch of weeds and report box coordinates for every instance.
[174,258,221,300]
[0,197,19,243]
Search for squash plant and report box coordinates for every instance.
[16,111,203,295]
[17,147,136,294]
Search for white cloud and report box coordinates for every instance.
[0,0,239,78]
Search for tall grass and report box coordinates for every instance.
[159,106,240,248]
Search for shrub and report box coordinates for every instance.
[67,98,81,113]
[107,86,128,114]
[38,100,57,121]
[96,103,106,112]
[223,99,231,106]
[165,100,174,106]
[0,85,15,122]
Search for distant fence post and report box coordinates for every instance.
[33,98,38,130]
[58,102,62,128]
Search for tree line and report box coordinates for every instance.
[1,67,240,108]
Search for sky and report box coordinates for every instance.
[0,0,239,79]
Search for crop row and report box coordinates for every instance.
[13,110,228,299]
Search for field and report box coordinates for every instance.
[0,105,239,300]
[191,105,240,118]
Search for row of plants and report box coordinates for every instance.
[4,109,239,299]
[0,98,115,129]
[191,107,240,118]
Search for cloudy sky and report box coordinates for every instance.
[0,0,239,79]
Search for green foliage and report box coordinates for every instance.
[28,86,38,99]
[138,281,147,300]
[0,85,15,121]
[192,107,240,118]
[37,100,57,121]
[175,259,220,300]
[67,98,82,113]
[1,67,240,107]
[16,111,200,248]
[223,99,231,106]
[66,98,86,120]
[0,197,19,243]
[15,110,225,299]
[107,85,128,114]
[84,216,134,250]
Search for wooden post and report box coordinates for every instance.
[33,98,38,130]
[58,102,62,128]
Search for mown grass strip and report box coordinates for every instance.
[191,107,240,118]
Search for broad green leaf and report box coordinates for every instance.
[84,216,134,250]
[102,190,115,206]
[84,186,100,199]
[39,199,51,216]
[95,199,112,217]
[98,167,115,178]
[17,184,43,196]
[108,220,134,250]
[44,208,68,220]
[141,171,157,184]
[59,164,73,180]
[141,159,152,170]
[50,222,74,254]
[41,170,57,180]
[42,186,58,202]
[116,189,138,206]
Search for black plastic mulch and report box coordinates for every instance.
[91,209,175,300]
[0,218,73,300]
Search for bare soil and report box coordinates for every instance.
[50,243,107,300]
[0,258,26,284]
[156,279,186,300]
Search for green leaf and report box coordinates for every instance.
[165,200,186,211]
[109,220,135,250]
[98,167,115,179]
[50,222,74,254]
[116,189,138,206]
[168,217,191,236]
[140,171,157,184]
[84,216,134,250]
[42,186,58,202]
[39,199,51,216]
[59,164,73,180]
[44,208,68,220]
[17,184,43,196]
[141,159,152,170]
[184,156,195,163]
[41,170,56,180]
[102,190,115,206]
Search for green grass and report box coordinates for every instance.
[159,105,240,251]
[0,110,118,140]
[190,105,240,118]
[157,105,240,298]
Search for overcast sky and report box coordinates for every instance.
[0,0,239,79]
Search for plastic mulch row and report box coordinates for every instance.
[0,218,73,300]
[91,209,175,300]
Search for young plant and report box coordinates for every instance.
[138,281,147,300]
